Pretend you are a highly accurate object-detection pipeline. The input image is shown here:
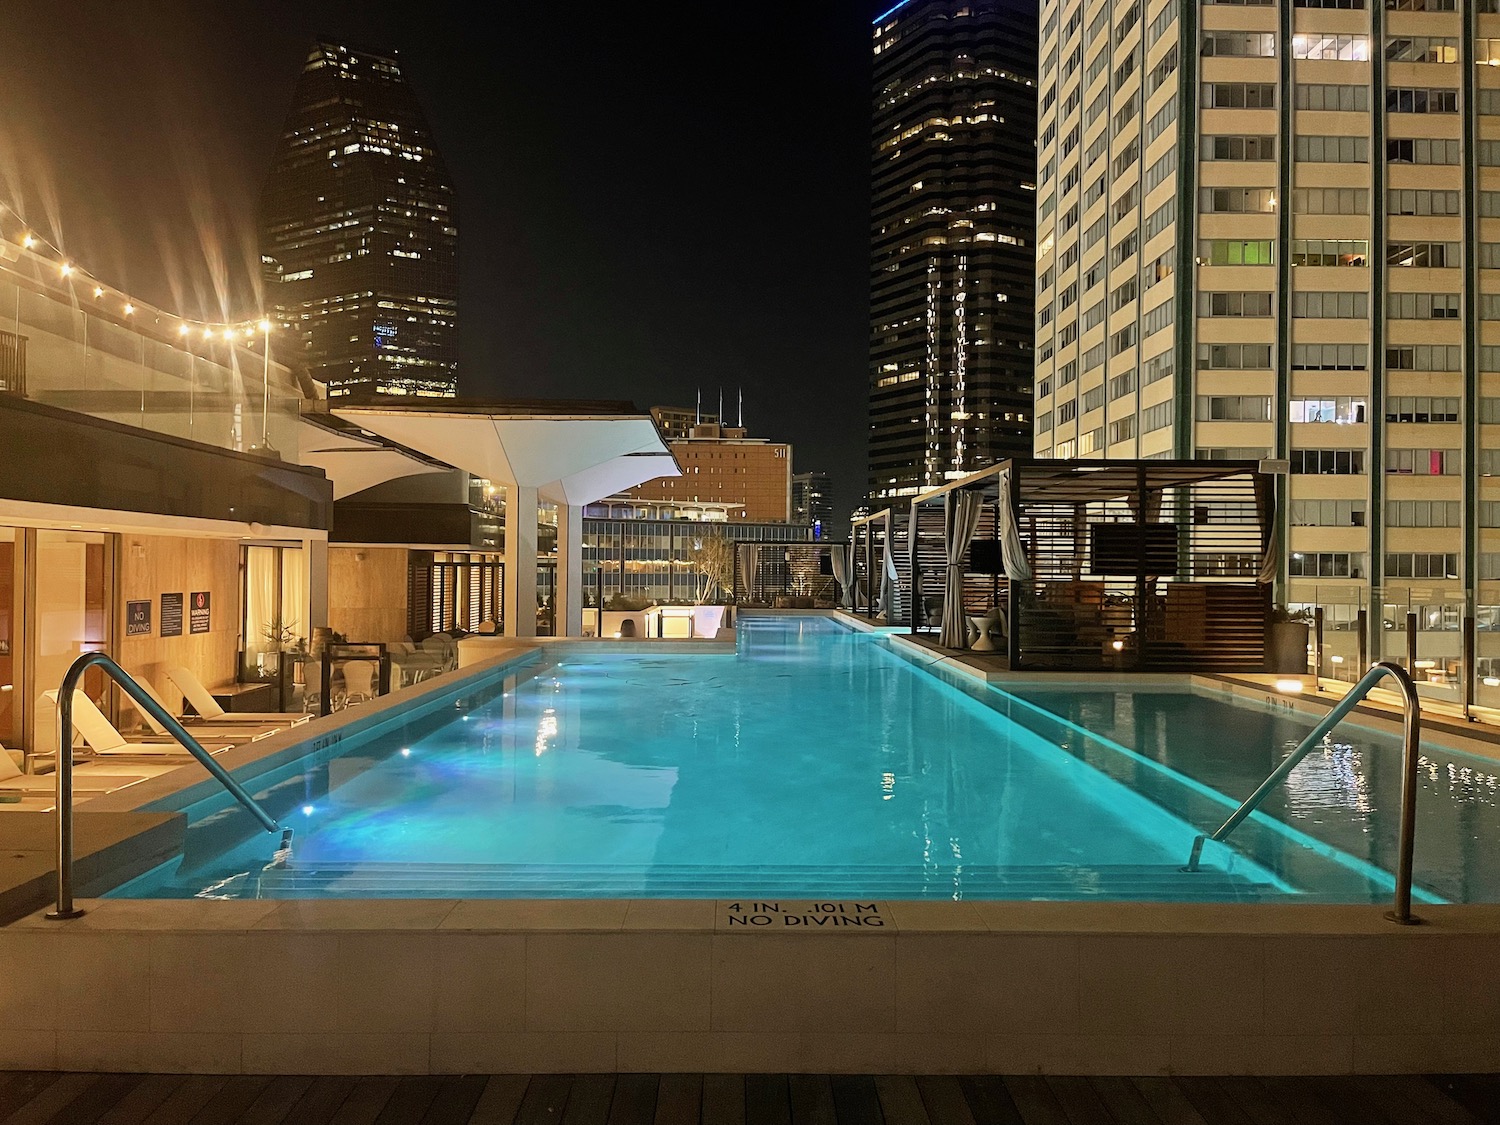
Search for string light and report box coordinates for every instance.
[0,199,278,350]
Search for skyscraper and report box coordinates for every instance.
[1033,0,1495,672]
[867,0,1039,505]
[261,40,458,400]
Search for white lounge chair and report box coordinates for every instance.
[165,666,312,726]
[0,744,144,794]
[129,678,282,740]
[42,690,241,758]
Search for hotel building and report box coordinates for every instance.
[1032,0,1500,688]
[868,0,1040,505]
[260,40,459,400]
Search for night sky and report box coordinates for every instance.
[5,1,882,527]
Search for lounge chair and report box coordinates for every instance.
[42,690,242,758]
[0,744,144,794]
[165,666,312,726]
[129,679,283,740]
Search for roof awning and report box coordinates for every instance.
[331,405,678,505]
[298,417,451,500]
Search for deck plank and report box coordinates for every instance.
[743,1076,790,1125]
[1087,1077,1162,1125]
[787,1076,835,1125]
[874,1077,930,1125]
[467,1076,530,1125]
[997,1078,1069,1125]
[653,1075,700,1125]
[327,1079,400,1125]
[829,1077,882,1125]
[240,1077,318,1125]
[700,1077,745,1125]
[45,1073,149,1125]
[604,1076,656,1125]
[186,1075,273,1124]
[1252,1077,1344,1125]
[1425,1077,1500,1125]
[1043,1077,1117,1125]
[1128,1079,1207,1125]
[419,1076,490,1125]
[1211,1078,1294,1125]
[914,1077,975,1125]
[955,1077,1023,1125]
[559,1075,614,1125]
[139,1076,228,1125]
[96,1076,190,1125]
[1172,1078,1255,1125]
[514,1077,574,1125]
[0,1074,65,1122]
[1356,1077,1485,1125]
[1307,1077,1405,1125]
[2,1073,100,1125]
[280,1077,358,1125]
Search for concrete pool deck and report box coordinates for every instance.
[0,620,1497,1076]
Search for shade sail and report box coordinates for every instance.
[298,417,450,500]
[332,407,677,504]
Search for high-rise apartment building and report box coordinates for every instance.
[1034,0,1500,672]
[618,416,793,523]
[867,0,1039,505]
[261,40,458,399]
[791,471,834,533]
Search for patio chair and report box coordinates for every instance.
[0,743,144,795]
[41,690,243,758]
[338,660,378,709]
[165,666,313,726]
[128,678,284,740]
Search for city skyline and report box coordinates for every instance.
[1,1,875,520]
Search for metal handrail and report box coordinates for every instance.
[1185,660,1423,924]
[47,652,288,920]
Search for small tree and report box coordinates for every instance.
[691,530,736,604]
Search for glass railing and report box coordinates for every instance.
[0,275,301,458]
[1290,585,1499,719]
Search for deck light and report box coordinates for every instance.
[1485,677,1500,687]
[1275,678,1304,693]
[1111,639,1124,652]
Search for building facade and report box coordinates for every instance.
[619,418,793,523]
[791,471,834,535]
[261,40,459,400]
[868,0,1039,505]
[1033,0,1500,691]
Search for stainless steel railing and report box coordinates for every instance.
[1185,660,1424,924]
[47,652,288,920]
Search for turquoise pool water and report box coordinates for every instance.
[111,616,1482,902]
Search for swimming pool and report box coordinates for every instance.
[110,615,1486,903]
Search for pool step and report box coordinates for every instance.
[223,861,1278,902]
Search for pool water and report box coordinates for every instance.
[112,616,1480,902]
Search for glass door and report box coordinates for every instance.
[0,527,18,749]
[30,529,111,756]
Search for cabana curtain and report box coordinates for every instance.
[997,468,1034,582]
[830,543,853,609]
[737,543,759,604]
[879,538,902,621]
[1254,474,1278,585]
[940,492,985,647]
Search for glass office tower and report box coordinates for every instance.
[1033,0,1500,690]
[261,41,459,399]
[868,0,1039,505]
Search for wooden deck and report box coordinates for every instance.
[0,1071,1496,1124]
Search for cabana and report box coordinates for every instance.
[898,458,1277,672]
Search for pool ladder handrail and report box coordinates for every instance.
[1185,660,1423,925]
[46,652,290,921]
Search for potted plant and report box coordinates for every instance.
[258,618,301,678]
[1266,605,1314,674]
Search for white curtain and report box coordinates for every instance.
[243,546,278,664]
[940,492,985,647]
[879,536,902,622]
[830,544,852,609]
[997,469,1034,582]
[737,543,759,603]
[280,548,307,646]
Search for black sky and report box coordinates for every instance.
[5,1,880,527]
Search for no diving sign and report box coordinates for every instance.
[718,901,888,930]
